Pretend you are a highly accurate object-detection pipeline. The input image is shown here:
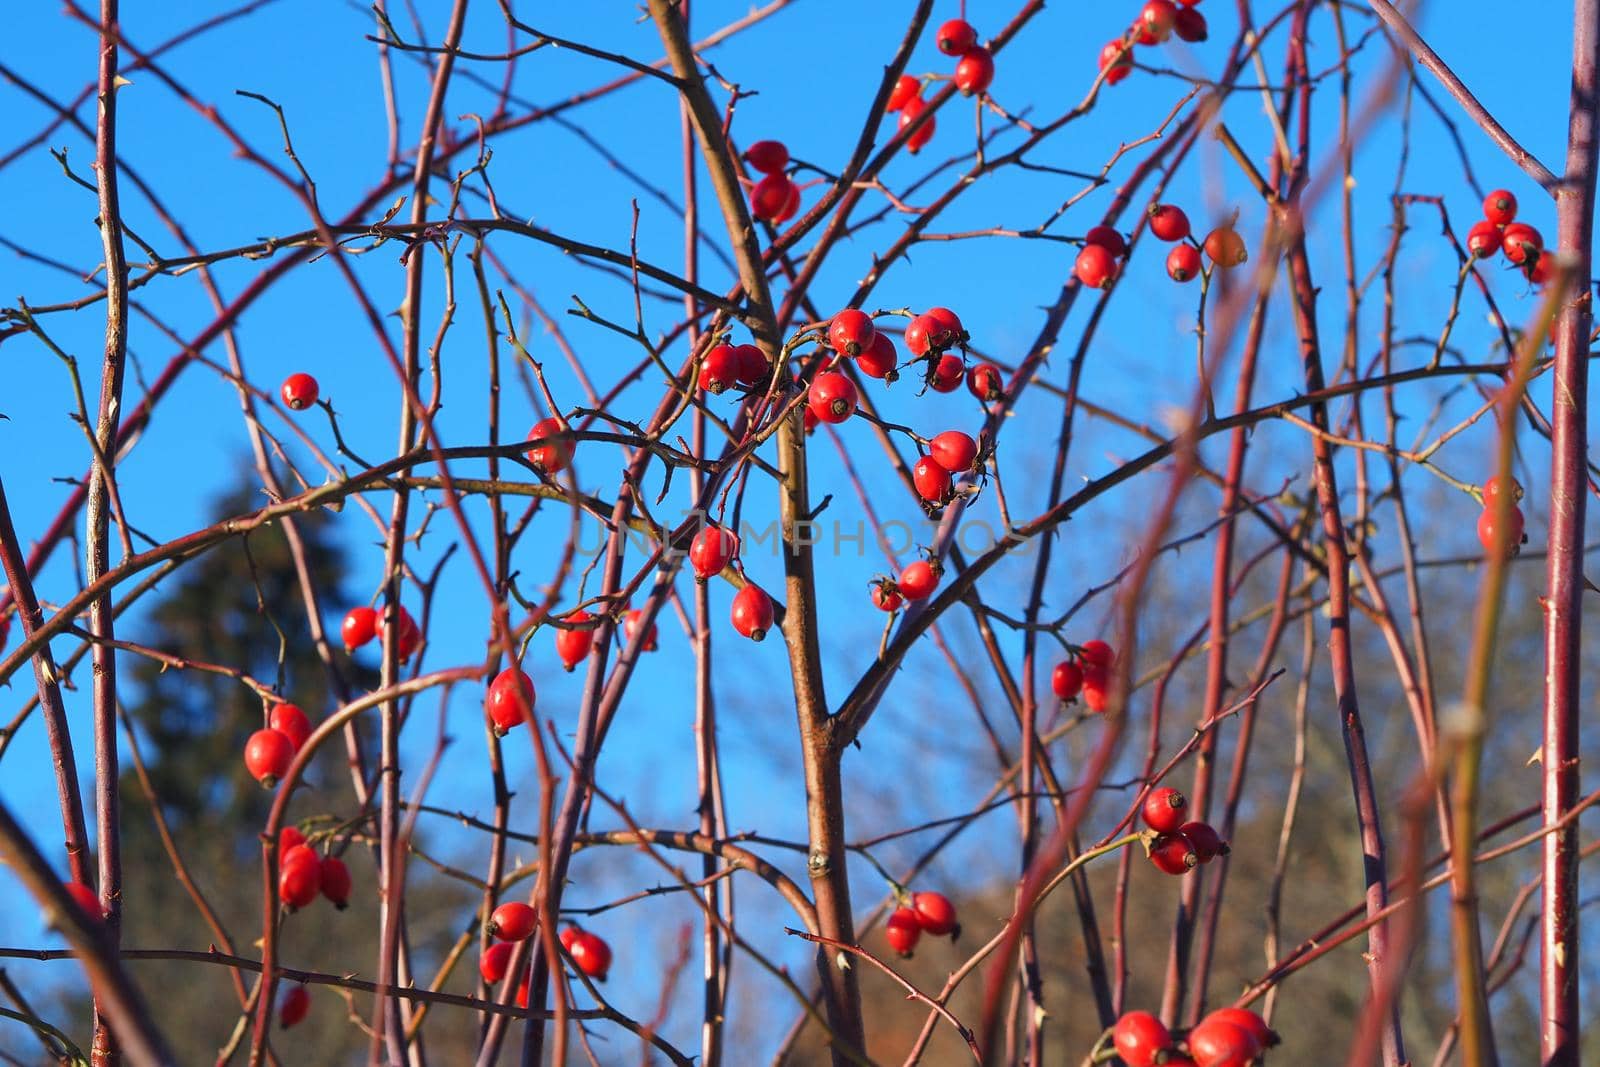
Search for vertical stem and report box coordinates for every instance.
[89,2,129,1062]
[1541,0,1597,1058]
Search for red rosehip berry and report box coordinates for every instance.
[926,307,965,346]
[489,901,537,942]
[1483,475,1523,504]
[1148,832,1199,875]
[1478,505,1526,558]
[700,344,742,394]
[1526,250,1554,285]
[1173,6,1208,41]
[857,331,899,381]
[885,906,922,956]
[1099,40,1133,85]
[479,941,514,984]
[954,46,995,95]
[888,74,921,112]
[929,429,978,473]
[1051,659,1084,701]
[1112,1010,1174,1067]
[899,95,936,153]
[319,856,351,909]
[279,984,310,1029]
[1501,222,1542,265]
[1085,225,1128,257]
[1142,787,1188,834]
[910,891,960,937]
[829,308,876,356]
[279,825,306,853]
[689,524,739,581]
[904,313,936,357]
[1149,203,1191,242]
[526,417,574,474]
[1203,227,1248,267]
[967,362,1005,403]
[750,174,797,222]
[63,881,102,924]
[245,728,295,788]
[342,606,378,650]
[1167,243,1203,282]
[281,373,319,411]
[269,703,312,754]
[1079,640,1115,670]
[913,456,954,505]
[388,605,421,662]
[1179,820,1229,862]
[898,559,941,600]
[870,580,904,612]
[1075,243,1118,288]
[1466,219,1503,259]
[569,929,612,980]
[928,353,966,393]
[774,180,802,224]
[734,343,768,384]
[1139,0,1178,43]
[1187,1016,1262,1067]
[743,139,788,175]
[808,371,858,424]
[936,17,978,55]
[1483,188,1518,226]
[555,609,595,672]
[730,583,775,642]
[486,667,536,735]
[279,849,322,910]
[623,608,658,652]
[1200,1007,1278,1048]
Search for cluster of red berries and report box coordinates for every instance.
[699,341,770,395]
[281,372,319,411]
[341,603,421,661]
[277,826,352,911]
[884,889,960,957]
[243,701,315,788]
[1073,205,1247,290]
[1140,786,1228,875]
[479,921,612,987]
[743,139,802,224]
[1466,189,1550,283]
[913,429,982,507]
[1050,639,1117,712]
[1477,475,1527,559]
[871,555,944,612]
[1099,0,1208,86]
[1112,1006,1277,1067]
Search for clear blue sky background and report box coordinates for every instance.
[0,0,1589,1059]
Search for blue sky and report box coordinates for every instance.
[0,0,1591,1059]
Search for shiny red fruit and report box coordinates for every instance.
[936,17,978,55]
[701,344,742,394]
[808,371,858,424]
[480,941,514,984]
[279,851,322,910]
[281,372,319,411]
[1112,1010,1173,1067]
[569,929,612,980]
[1478,505,1526,558]
[1483,475,1522,504]
[955,46,995,95]
[388,605,421,662]
[1100,40,1133,84]
[526,417,574,474]
[913,456,954,505]
[1200,1007,1277,1048]
[734,343,768,384]
[342,606,378,650]
[279,984,310,1029]
[1187,1016,1262,1067]
[928,353,965,393]
[967,362,1005,403]
[63,881,102,923]
[774,179,802,224]
[898,560,941,600]
[751,174,796,222]
[1483,188,1518,226]
[857,331,899,380]
[871,581,903,612]
[1051,660,1084,701]
[1149,203,1191,241]
[1075,244,1117,288]
[1085,225,1127,257]
[744,139,788,175]
[1501,222,1542,265]
[730,584,774,642]
[829,308,876,356]
[1140,0,1178,42]
[1149,832,1198,875]
[1204,227,1248,267]
[319,856,351,909]
[487,667,536,735]
[690,524,739,580]
[555,610,595,672]
[1168,243,1203,282]
[269,703,312,754]
[1173,6,1208,41]
[490,901,537,942]
[900,96,936,153]
[1080,640,1115,670]
[911,891,959,936]
[929,430,978,473]
[1082,672,1111,713]
[623,608,658,652]
[245,728,295,787]
[888,74,921,112]
[1142,787,1188,834]
[885,906,922,956]
[926,307,965,346]
[904,313,936,357]
[1467,220,1503,259]
[1179,820,1229,862]
[279,826,306,853]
